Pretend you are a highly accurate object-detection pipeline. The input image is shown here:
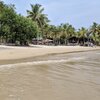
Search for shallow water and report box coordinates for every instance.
[0,50,100,100]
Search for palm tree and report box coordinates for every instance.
[27,4,50,39]
[77,27,88,45]
[59,23,76,45]
[90,22,100,45]
[97,25,100,45]
[27,4,43,26]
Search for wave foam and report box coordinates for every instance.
[0,57,85,70]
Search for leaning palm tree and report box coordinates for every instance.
[27,4,43,26]
[27,4,50,39]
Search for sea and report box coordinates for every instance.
[0,50,100,100]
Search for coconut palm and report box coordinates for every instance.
[59,23,76,44]
[90,22,100,45]
[27,4,50,39]
[27,4,43,26]
[77,27,88,45]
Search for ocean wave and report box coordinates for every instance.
[0,57,86,70]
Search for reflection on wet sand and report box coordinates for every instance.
[0,51,100,100]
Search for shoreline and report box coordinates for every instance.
[0,45,100,65]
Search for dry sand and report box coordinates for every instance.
[0,45,100,62]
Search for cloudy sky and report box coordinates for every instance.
[3,0,100,29]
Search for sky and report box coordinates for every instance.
[2,0,100,29]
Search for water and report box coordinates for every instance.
[0,51,100,100]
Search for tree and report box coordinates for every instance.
[59,23,76,45]
[77,27,88,45]
[0,1,16,43]
[0,1,100,46]
[89,22,100,45]
[27,4,50,38]
[13,15,38,45]
[0,2,38,45]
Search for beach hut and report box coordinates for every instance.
[43,39,53,45]
[67,37,78,46]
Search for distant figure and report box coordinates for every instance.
[90,42,94,47]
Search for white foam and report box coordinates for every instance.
[0,57,86,70]
[96,53,100,55]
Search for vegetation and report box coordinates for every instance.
[0,1,38,45]
[0,1,100,46]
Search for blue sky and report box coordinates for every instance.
[2,0,100,29]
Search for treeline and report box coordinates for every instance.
[0,1,38,45]
[0,1,100,46]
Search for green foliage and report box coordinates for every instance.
[27,4,50,38]
[0,1,100,46]
[27,4,49,28]
[0,1,38,45]
[13,15,38,45]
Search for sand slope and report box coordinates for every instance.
[0,45,100,61]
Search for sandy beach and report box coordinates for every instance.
[0,45,100,100]
[0,45,100,63]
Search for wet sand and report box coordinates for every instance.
[0,50,100,100]
[0,45,100,65]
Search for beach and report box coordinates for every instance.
[0,45,100,64]
[1,1,100,100]
[0,49,100,100]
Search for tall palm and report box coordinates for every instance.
[27,4,43,26]
[60,23,75,44]
[77,27,87,38]
[97,25,100,45]
[27,4,49,39]
[77,27,88,45]
[90,22,99,45]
